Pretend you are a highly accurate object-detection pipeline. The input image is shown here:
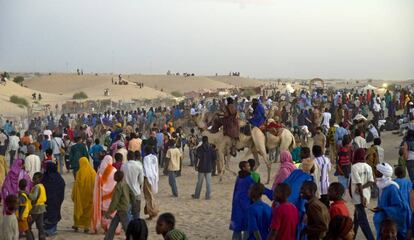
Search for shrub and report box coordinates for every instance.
[10,95,28,107]
[171,91,183,97]
[13,76,24,84]
[243,89,256,97]
[72,91,88,99]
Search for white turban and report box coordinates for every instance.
[376,163,393,178]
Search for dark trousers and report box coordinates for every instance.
[29,213,46,240]
[353,204,375,240]
[189,149,196,166]
[104,211,129,240]
[9,150,16,166]
[131,197,141,220]
[406,160,414,182]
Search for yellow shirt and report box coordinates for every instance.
[166,148,182,171]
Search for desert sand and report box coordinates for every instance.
[0,74,412,239]
[38,130,400,240]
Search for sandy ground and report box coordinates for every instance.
[23,130,399,240]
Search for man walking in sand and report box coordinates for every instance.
[192,136,216,200]
[143,145,159,219]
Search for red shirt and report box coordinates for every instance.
[270,202,299,240]
[113,161,123,171]
[329,200,350,219]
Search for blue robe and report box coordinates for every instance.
[230,174,255,232]
[247,200,272,240]
[283,169,313,240]
[395,178,411,205]
[249,104,266,128]
[374,184,411,239]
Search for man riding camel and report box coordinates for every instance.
[249,98,266,129]
[211,97,239,155]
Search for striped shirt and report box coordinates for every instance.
[315,156,331,195]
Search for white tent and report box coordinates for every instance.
[284,84,295,93]
[360,84,377,92]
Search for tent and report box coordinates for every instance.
[360,84,377,92]
[283,84,295,93]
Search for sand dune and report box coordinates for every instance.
[123,75,234,93]
[208,75,266,87]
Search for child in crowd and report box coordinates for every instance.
[17,179,31,238]
[112,153,123,171]
[248,159,260,183]
[104,171,132,240]
[42,148,54,171]
[2,194,19,240]
[247,183,271,240]
[230,161,254,240]
[394,166,411,204]
[328,182,350,219]
[28,172,47,240]
[156,212,187,240]
[268,183,299,240]
[325,216,354,240]
[300,181,330,240]
[380,218,398,240]
[126,219,148,240]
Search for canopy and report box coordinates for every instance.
[360,84,377,91]
[284,84,295,93]
[353,114,367,121]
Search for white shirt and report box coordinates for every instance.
[351,162,374,205]
[121,160,144,197]
[25,154,41,179]
[0,132,7,146]
[143,154,159,194]
[375,145,385,163]
[373,102,381,112]
[322,112,331,127]
[43,129,52,139]
[353,136,367,149]
[190,108,197,116]
[51,137,64,155]
[0,214,19,240]
[8,136,20,151]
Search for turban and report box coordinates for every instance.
[376,162,393,178]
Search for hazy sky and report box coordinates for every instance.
[1,0,413,79]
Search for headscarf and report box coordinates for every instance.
[72,157,96,228]
[126,219,149,240]
[1,159,32,213]
[376,162,399,191]
[326,216,353,240]
[92,155,117,232]
[43,162,65,224]
[352,148,366,164]
[272,151,296,189]
[1,159,31,199]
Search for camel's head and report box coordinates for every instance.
[191,113,207,130]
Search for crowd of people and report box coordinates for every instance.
[0,84,413,240]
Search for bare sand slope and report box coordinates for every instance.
[24,74,171,101]
[208,75,266,87]
[0,80,68,116]
[124,75,234,93]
